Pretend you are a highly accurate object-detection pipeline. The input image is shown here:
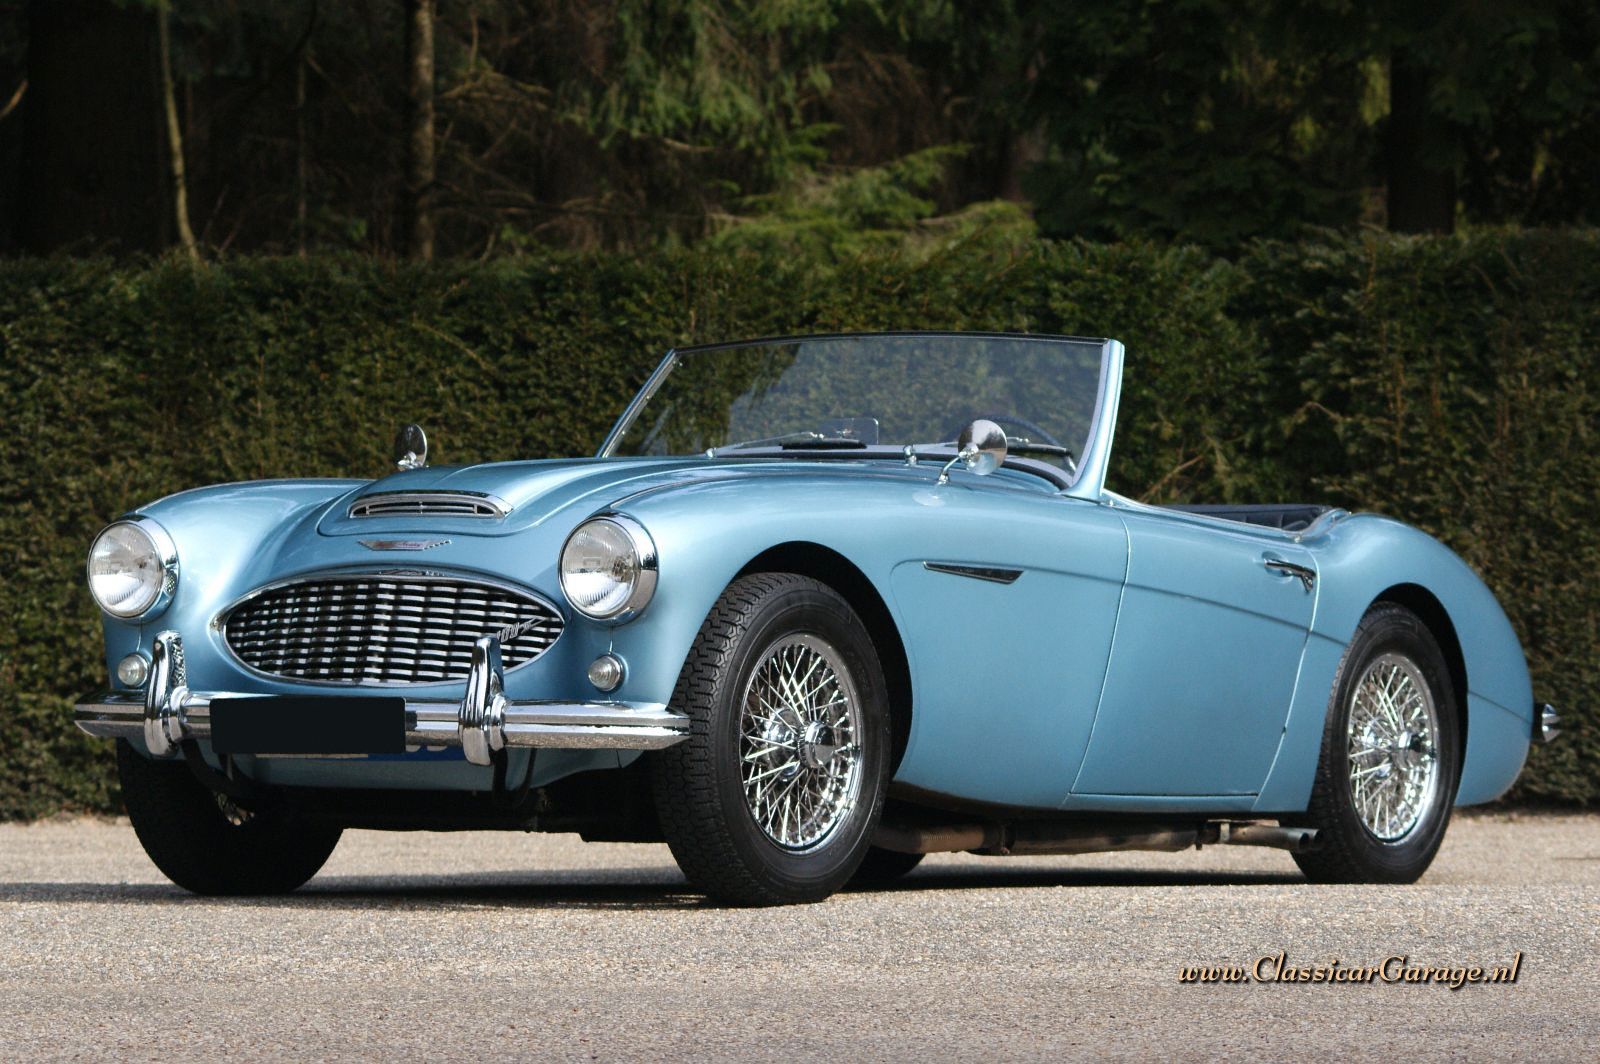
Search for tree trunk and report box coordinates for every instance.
[402,0,436,260]
[157,3,199,259]
[296,52,308,256]
[1385,51,1456,234]
[18,0,164,254]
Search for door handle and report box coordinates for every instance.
[1262,556,1316,592]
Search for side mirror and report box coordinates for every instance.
[393,424,428,471]
[938,419,1008,484]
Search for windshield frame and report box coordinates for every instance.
[597,331,1124,499]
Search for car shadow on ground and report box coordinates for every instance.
[852,866,1306,892]
[0,864,1305,911]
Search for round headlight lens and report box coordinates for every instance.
[87,520,176,619]
[559,516,657,622]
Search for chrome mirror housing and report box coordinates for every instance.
[938,419,1008,484]
[393,424,428,471]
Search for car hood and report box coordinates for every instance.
[316,457,721,537]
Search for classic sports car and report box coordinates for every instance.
[76,332,1558,904]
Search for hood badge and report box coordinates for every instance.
[359,538,450,552]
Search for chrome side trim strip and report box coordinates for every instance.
[922,561,1023,585]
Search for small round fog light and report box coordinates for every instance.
[587,653,625,693]
[116,652,150,689]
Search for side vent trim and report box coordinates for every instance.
[923,562,1023,585]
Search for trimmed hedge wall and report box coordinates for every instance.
[2,233,1595,819]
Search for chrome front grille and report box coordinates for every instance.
[223,574,562,684]
[348,492,509,519]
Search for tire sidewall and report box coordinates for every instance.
[1323,608,1461,879]
[705,583,891,897]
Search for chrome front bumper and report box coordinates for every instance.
[74,632,689,766]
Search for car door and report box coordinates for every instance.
[1070,507,1317,798]
[886,492,1129,809]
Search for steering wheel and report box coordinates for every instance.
[943,413,1065,449]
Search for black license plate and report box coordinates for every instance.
[209,696,407,756]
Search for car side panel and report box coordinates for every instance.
[1252,513,1532,812]
[885,527,1126,808]
[613,472,1129,809]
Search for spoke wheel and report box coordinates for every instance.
[1292,604,1461,885]
[652,573,892,906]
[1346,653,1441,841]
[739,635,864,852]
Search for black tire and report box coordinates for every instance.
[117,740,342,895]
[1292,604,1461,884]
[651,573,892,905]
[849,846,925,886]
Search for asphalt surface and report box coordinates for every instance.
[0,812,1595,1061]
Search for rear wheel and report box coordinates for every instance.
[118,740,341,895]
[1292,604,1460,884]
[652,573,892,905]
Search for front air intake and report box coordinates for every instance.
[347,492,509,519]
[222,573,562,684]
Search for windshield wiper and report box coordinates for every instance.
[1005,440,1073,459]
[1011,440,1077,475]
[709,432,867,456]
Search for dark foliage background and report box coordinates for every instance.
[3,2,1599,255]
[2,231,1594,818]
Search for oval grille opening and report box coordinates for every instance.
[223,574,562,684]
[348,493,508,519]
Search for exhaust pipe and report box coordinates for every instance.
[1216,822,1320,853]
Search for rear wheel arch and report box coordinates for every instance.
[737,542,913,773]
[1372,583,1469,770]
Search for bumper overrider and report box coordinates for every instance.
[1536,703,1561,744]
[74,631,690,766]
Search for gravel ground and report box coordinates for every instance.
[0,811,1596,1061]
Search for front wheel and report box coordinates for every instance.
[118,740,342,895]
[1292,604,1461,884]
[652,573,892,905]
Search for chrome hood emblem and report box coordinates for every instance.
[358,538,450,552]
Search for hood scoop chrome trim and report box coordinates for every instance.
[348,491,511,520]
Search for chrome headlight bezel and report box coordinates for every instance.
[559,513,658,624]
[86,516,179,620]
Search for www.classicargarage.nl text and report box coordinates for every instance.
[1179,952,1524,989]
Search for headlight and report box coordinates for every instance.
[87,518,179,619]
[559,514,657,622]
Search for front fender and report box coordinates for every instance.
[101,480,363,679]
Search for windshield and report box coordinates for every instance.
[604,333,1107,481]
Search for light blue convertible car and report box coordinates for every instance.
[75,333,1558,904]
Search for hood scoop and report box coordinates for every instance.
[347,491,510,520]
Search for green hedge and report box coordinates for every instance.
[2,233,1595,819]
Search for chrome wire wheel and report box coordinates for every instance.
[1347,652,1441,842]
[739,633,864,852]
